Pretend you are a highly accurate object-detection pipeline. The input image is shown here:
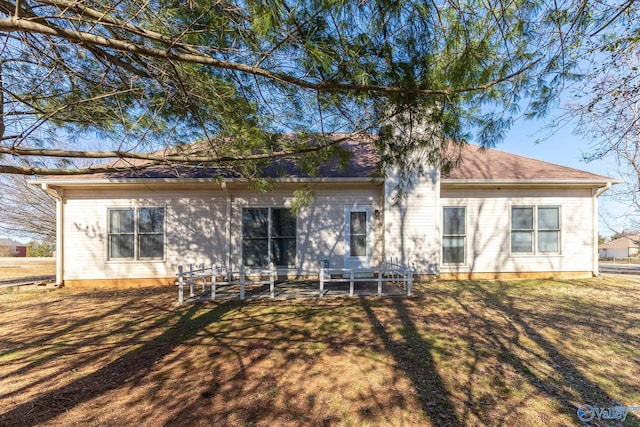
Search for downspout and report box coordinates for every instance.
[592,182,612,276]
[378,182,385,270]
[41,183,64,287]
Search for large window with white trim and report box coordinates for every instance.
[108,207,165,260]
[511,206,560,254]
[442,207,466,264]
[242,207,296,267]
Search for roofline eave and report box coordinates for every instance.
[441,178,623,187]
[28,176,621,189]
[28,176,385,188]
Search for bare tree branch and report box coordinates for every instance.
[0,173,55,240]
[589,0,636,37]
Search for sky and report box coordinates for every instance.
[495,114,632,237]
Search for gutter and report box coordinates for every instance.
[40,184,64,287]
[591,181,615,277]
[29,176,385,188]
[441,178,623,187]
[593,181,613,198]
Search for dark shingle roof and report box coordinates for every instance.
[442,144,612,181]
[72,134,380,180]
[38,136,615,183]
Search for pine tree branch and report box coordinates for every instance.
[0,133,356,164]
[0,16,538,97]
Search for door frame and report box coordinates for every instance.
[344,206,373,270]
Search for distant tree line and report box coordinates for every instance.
[26,241,55,257]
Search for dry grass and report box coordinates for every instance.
[0,276,639,426]
[0,257,55,281]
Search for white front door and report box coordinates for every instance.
[344,206,372,270]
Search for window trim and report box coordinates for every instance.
[349,210,368,257]
[510,205,561,256]
[241,207,297,268]
[107,206,166,262]
[511,206,535,255]
[344,206,373,269]
[442,206,467,265]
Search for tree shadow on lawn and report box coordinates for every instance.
[2,293,412,426]
[0,290,173,378]
[0,295,154,402]
[358,280,640,426]
[456,280,640,426]
[0,298,238,426]
[360,297,462,426]
[3,280,637,426]
[159,299,416,426]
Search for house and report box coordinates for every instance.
[32,136,619,287]
[598,235,640,259]
[0,238,27,257]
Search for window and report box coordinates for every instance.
[511,207,534,253]
[349,211,367,257]
[108,207,164,260]
[271,208,297,266]
[537,207,560,253]
[243,207,296,267]
[344,207,372,269]
[511,206,560,254]
[442,207,466,264]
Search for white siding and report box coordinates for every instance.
[384,168,440,274]
[60,180,600,282]
[228,184,384,274]
[440,187,597,274]
[63,188,228,280]
[62,184,383,281]
[599,247,637,258]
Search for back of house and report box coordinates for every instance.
[32,136,618,287]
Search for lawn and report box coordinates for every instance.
[0,257,56,281]
[0,276,638,426]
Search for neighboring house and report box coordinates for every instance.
[598,235,640,259]
[0,238,27,257]
[32,136,619,287]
